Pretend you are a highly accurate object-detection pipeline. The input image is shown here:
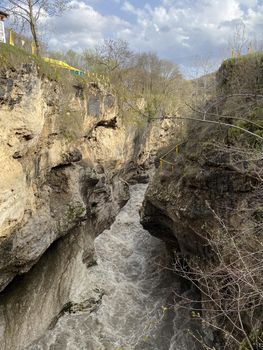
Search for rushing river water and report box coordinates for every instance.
[1,184,199,350]
[26,184,180,350]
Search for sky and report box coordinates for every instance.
[6,0,263,74]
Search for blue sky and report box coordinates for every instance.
[41,0,263,73]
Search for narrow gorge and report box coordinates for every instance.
[0,62,190,349]
[0,51,263,350]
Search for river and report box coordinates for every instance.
[1,184,199,350]
[25,184,179,349]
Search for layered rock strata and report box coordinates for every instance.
[0,64,180,348]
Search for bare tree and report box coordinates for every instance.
[83,39,133,76]
[158,70,263,348]
[173,199,263,349]
[1,0,70,55]
[229,21,248,57]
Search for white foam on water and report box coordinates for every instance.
[27,184,179,350]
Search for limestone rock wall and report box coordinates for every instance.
[140,119,263,348]
[0,63,182,349]
[0,64,151,292]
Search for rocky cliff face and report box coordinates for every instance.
[0,64,125,291]
[141,119,261,250]
[141,109,263,347]
[0,63,179,349]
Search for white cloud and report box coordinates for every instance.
[45,1,130,51]
[118,0,263,68]
[44,0,263,71]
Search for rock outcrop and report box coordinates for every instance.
[0,65,119,291]
[0,63,177,292]
[0,62,182,349]
[141,109,263,347]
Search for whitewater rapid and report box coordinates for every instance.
[26,184,179,349]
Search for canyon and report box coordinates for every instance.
[0,64,186,349]
[0,54,262,350]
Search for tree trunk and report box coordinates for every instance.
[30,20,40,56]
[28,0,40,56]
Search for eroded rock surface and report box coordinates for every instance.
[140,119,263,348]
[141,122,262,257]
[0,185,198,350]
[0,64,177,291]
[0,64,182,349]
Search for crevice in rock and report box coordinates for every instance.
[12,152,22,159]
[140,200,180,249]
[94,116,117,129]
[48,291,105,330]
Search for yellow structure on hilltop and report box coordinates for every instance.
[9,29,14,46]
[42,57,84,75]
[7,28,109,81]
[8,29,84,75]
[42,57,109,81]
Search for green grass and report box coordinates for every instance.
[0,43,109,90]
[0,43,33,69]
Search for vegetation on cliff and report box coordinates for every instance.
[1,11,262,348]
[0,36,190,126]
[142,53,263,350]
